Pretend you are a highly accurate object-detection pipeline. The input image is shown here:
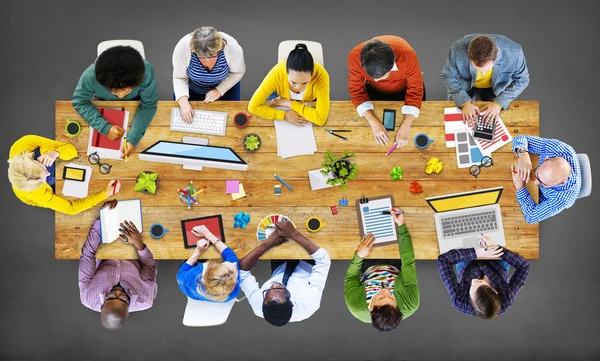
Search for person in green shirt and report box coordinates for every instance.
[72,46,158,158]
[344,207,419,332]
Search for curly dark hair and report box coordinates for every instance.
[262,299,293,327]
[370,305,402,332]
[360,40,395,79]
[95,46,145,90]
[468,36,498,67]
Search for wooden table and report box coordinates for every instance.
[55,101,539,260]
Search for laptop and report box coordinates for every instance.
[426,187,506,254]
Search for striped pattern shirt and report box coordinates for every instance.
[437,247,530,316]
[187,51,230,95]
[361,265,400,305]
[512,135,581,224]
[78,220,158,312]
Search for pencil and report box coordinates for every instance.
[274,174,294,191]
[123,136,128,163]
[189,181,194,195]
[177,188,190,195]
[190,189,204,197]
[187,195,191,209]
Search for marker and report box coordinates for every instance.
[122,136,128,163]
[381,210,403,215]
[177,188,190,195]
[190,189,204,197]
[274,174,294,192]
[385,144,398,156]
[112,180,117,195]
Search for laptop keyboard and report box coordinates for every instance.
[441,211,498,237]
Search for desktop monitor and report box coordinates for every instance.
[139,141,248,171]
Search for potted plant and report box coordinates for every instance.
[320,150,359,190]
[242,133,262,152]
[134,171,158,194]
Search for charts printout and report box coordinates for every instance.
[359,197,398,244]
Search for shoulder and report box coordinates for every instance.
[348,40,365,61]
[312,63,330,83]
[491,34,523,52]
[80,63,97,81]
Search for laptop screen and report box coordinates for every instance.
[426,187,503,213]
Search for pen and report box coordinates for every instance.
[122,136,128,163]
[274,174,294,192]
[330,132,348,141]
[479,234,487,251]
[112,181,117,195]
[381,210,403,215]
[330,130,351,132]
[385,144,398,156]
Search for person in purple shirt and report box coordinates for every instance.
[177,225,240,302]
[437,236,530,319]
[78,200,158,330]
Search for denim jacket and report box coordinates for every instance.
[441,34,530,109]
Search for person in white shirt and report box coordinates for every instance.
[172,26,246,123]
[239,221,331,327]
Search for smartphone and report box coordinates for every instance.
[382,109,396,131]
[63,166,86,182]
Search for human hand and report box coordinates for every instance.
[284,110,308,126]
[395,124,410,147]
[462,103,479,127]
[107,126,125,141]
[105,179,121,197]
[178,97,195,123]
[515,151,532,183]
[119,220,144,251]
[100,199,118,210]
[121,142,135,159]
[191,225,219,244]
[369,119,390,146]
[475,244,504,259]
[356,233,375,258]
[511,164,526,191]
[194,238,210,255]
[480,103,502,125]
[270,96,292,108]
[38,150,59,167]
[391,207,405,226]
[274,221,298,239]
[204,88,222,103]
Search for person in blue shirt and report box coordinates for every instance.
[177,225,240,302]
[511,135,581,224]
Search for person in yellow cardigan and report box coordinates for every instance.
[8,135,121,215]
[248,43,330,126]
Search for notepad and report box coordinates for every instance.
[231,183,246,200]
[273,120,317,159]
[100,199,143,244]
[87,108,129,160]
[356,195,398,246]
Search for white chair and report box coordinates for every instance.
[97,40,146,59]
[182,297,244,327]
[577,153,592,199]
[278,40,324,66]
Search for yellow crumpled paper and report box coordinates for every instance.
[425,158,444,174]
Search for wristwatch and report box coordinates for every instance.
[516,148,528,156]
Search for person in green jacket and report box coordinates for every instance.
[72,45,158,158]
[344,207,419,332]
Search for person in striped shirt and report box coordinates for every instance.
[511,135,581,224]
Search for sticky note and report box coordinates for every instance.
[231,183,246,200]
[226,180,239,194]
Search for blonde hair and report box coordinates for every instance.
[197,259,237,302]
[190,26,227,58]
[7,151,45,191]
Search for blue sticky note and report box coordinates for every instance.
[363,207,370,212]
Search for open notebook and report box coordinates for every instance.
[100,199,143,243]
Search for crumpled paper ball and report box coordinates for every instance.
[233,212,250,229]
[425,158,444,174]
[390,166,404,181]
[409,181,423,194]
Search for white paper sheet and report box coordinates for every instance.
[100,199,143,243]
[308,169,336,190]
[274,120,317,159]
[61,163,92,198]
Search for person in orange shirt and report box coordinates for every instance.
[348,36,425,147]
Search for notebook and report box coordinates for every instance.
[356,195,398,246]
[100,199,143,244]
[87,108,129,160]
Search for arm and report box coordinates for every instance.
[172,35,191,102]
[515,187,566,224]
[440,44,472,108]
[239,270,264,317]
[348,48,373,117]
[437,248,478,314]
[9,135,77,160]
[290,69,330,126]
[126,62,158,146]
[78,220,102,309]
[215,39,246,96]
[344,252,370,321]
[72,65,112,135]
[512,135,554,156]
[247,66,286,121]
[494,48,530,109]
[500,248,530,309]
[401,51,424,119]
[303,248,331,308]
[137,247,157,284]
[394,225,419,317]
[239,232,281,271]
[31,187,107,215]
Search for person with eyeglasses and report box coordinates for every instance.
[239,221,331,327]
[173,26,246,123]
[8,135,120,215]
[344,208,419,332]
[511,135,581,224]
[78,200,158,330]
[72,45,158,159]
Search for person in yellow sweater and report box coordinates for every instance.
[248,43,330,126]
[8,135,121,215]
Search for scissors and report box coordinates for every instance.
[324,129,351,141]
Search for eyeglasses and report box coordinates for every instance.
[105,287,130,306]
[196,51,220,60]
[88,152,112,174]
[263,286,290,300]
[531,165,551,188]
[469,156,494,178]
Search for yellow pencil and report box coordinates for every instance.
[190,189,204,197]
[122,136,128,163]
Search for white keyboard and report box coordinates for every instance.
[170,107,228,136]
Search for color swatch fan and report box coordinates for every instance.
[256,214,296,241]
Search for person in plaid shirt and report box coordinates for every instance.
[437,236,530,319]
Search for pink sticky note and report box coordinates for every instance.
[226,180,240,194]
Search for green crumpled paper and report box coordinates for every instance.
[390,166,404,181]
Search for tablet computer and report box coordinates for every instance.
[181,215,226,248]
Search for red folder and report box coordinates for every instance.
[92,108,126,150]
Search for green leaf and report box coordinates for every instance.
[147,182,157,194]
[134,180,146,192]
[149,173,158,181]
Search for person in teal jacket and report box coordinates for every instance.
[72,45,158,158]
[344,207,419,332]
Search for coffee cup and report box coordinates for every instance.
[233,112,252,128]
[414,133,434,149]
[149,223,169,239]
[306,217,326,232]
[65,118,81,137]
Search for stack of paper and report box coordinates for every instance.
[273,120,317,159]
[61,163,92,198]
